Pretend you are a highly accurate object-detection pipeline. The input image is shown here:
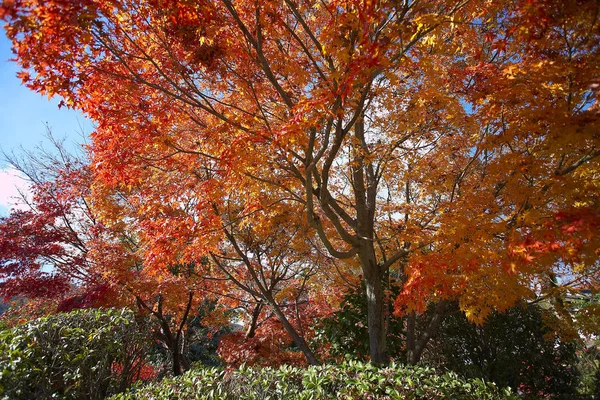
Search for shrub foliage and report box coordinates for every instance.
[430,303,580,398]
[0,308,148,400]
[111,361,515,400]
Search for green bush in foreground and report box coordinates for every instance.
[111,360,516,400]
[0,308,148,400]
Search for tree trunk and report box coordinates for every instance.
[245,302,263,339]
[406,311,417,365]
[157,327,186,376]
[171,342,183,376]
[352,116,389,365]
[163,338,189,376]
[265,295,320,365]
[138,293,193,376]
[365,275,388,364]
[360,251,389,365]
[406,301,446,365]
[174,293,193,375]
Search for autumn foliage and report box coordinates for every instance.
[0,150,98,301]
[1,0,599,367]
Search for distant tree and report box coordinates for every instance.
[0,136,100,301]
[0,140,208,376]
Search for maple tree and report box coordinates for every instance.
[0,139,333,370]
[0,141,209,375]
[0,137,103,302]
[209,195,343,365]
[87,217,212,376]
[2,0,599,366]
[0,137,334,368]
[93,161,338,365]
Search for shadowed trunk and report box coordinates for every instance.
[406,301,446,365]
[137,292,193,375]
[361,251,389,365]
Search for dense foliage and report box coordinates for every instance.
[431,303,580,399]
[110,361,515,400]
[0,308,149,400]
[318,285,584,398]
[0,1,598,398]
[575,340,600,398]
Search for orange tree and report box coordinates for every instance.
[2,0,599,364]
[209,198,338,365]
[92,157,340,365]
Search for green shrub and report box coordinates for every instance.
[110,360,516,399]
[0,308,149,400]
[318,287,581,399]
[430,303,579,399]
[576,340,600,397]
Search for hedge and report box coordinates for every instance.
[0,308,148,400]
[111,360,517,400]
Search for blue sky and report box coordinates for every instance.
[0,32,91,216]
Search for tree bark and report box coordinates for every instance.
[406,301,446,365]
[359,249,389,365]
[245,302,263,339]
[171,341,183,376]
[365,274,388,365]
[265,295,320,365]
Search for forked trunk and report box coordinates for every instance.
[406,302,447,365]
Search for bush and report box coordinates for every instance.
[576,340,600,397]
[429,303,579,399]
[0,308,149,400]
[110,360,516,399]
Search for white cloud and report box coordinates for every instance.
[0,167,31,215]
